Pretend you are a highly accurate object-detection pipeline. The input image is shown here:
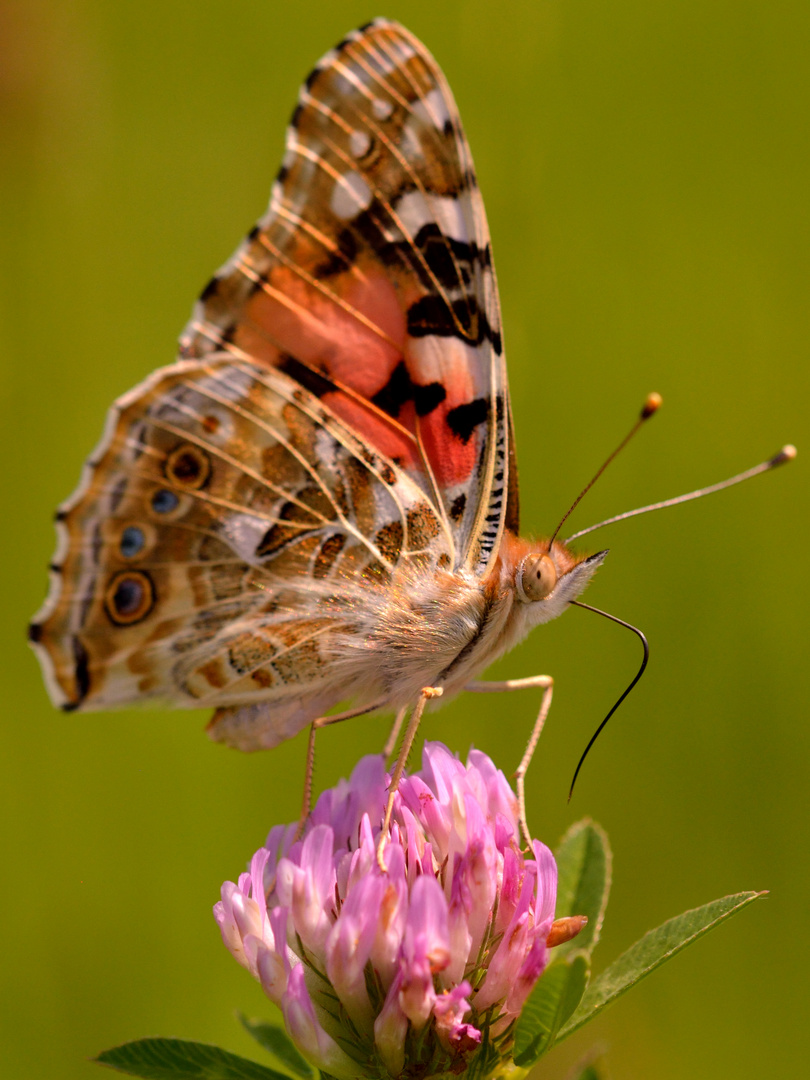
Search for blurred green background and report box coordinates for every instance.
[2,1,807,1077]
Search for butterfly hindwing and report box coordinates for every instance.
[30,357,452,744]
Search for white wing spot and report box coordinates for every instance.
[221,512,274,564]
[409,334,482,391]
[349,129,372,158]
[372,97,394,121]
[394,190,469,244]
[201,365,256,404]
[330,170,372,220]
[421,87,452,129]
[400,124,423,164]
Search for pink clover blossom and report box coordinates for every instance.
[214,743,560,1079]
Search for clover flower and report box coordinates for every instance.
[215,743,578,1079]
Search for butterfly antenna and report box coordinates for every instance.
[548,393,662,549]
[565,444,796,544]
[567,600,649,801]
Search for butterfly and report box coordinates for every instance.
[30,20,607,779]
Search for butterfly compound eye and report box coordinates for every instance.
[516,553,558,602]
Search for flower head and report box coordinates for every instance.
[215,743,566,1079]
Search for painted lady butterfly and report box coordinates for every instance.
[29,21,611,780]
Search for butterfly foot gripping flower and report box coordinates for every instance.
[215,743,585,1080]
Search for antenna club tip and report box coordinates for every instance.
[774,444,797,465]
[641,392,663,419]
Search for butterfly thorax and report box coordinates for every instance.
[350,533,603,708]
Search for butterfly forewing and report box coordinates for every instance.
[179,20,512,572]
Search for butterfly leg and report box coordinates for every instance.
[466,675,554,850]
[377,686,443,870]
[299,698,387,833]
[382,704,409,760]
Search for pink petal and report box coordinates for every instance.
[369,874,408,989]
[405,875,450,974]
[397,875,450,1028]
[466,749,520,831]
[255,938,288,1004]
[399,775,450,855]
[276,825,336,954]
[282,964,359,1080]
[533,840,558,930]
[398,956,435,1029]
[434,980,478,1049]
[325,874,386,1032]
[506,934,549,1016]
[374,975,408,1077]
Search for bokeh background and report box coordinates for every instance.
[2,2,807,1077]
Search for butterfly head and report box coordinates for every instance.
[511,539,608,624]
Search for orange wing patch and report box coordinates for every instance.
[180,20,510,572]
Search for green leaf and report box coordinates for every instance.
[95,1038,293,1079]
[553,820,611,959]
[512,953,590,1068]
[237,1016,314,1079]
[557,890,767,1041]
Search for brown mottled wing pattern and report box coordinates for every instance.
[179,19,516,570]
[30,357,451,745]
[30,20,515,750]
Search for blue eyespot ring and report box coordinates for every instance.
[120,525,145,558]
[151,489,179,514]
